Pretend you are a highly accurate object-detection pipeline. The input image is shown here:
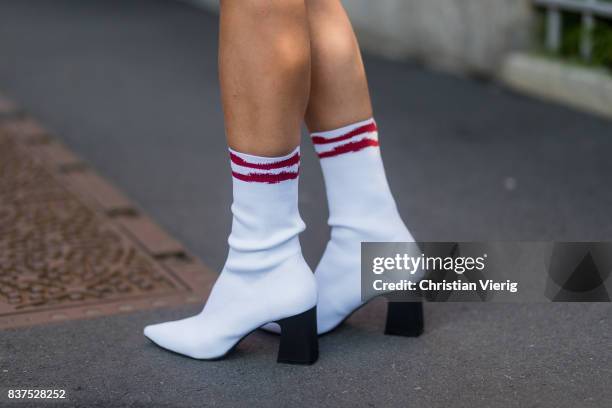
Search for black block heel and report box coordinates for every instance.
[276,307,319,365]
[384,301,424,337]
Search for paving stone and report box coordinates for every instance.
[0,109,217,329]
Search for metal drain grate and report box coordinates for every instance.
[0,94,216,329]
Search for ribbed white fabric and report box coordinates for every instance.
[310,117,378,158]
[144,147,316,359]
[313,119,421,333]
[264,119,421,335]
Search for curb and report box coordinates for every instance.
[499,52,612,120]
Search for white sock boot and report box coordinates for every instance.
[144,146,318,363]
[310,118,418,334]
[264,118,423,336]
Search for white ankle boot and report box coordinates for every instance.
[264,119,424,336]
[311,118,423,334]
[144,147,318,363]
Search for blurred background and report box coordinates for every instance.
[0,0,611,407]
[198,0,612,117]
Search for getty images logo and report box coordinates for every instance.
[546,242,612,301]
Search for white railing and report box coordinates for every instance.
[534,0,612,61]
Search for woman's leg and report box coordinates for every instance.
[304,0,371,131]
[144,0,318,364]
[220,0,310,156]
[304,0,421,335]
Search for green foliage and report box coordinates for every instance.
[559,12,581,58]
[536,8,612,72]
[592,21,612,68]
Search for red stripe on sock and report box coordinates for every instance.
[232,171,299,184]
[317,138,380,159]
[311,122,377,145]
[229,150,300,170]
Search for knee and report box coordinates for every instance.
[236,0,275,18]
[306,0,338,11]
[222,0,304,18]
[220,0,310,75]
